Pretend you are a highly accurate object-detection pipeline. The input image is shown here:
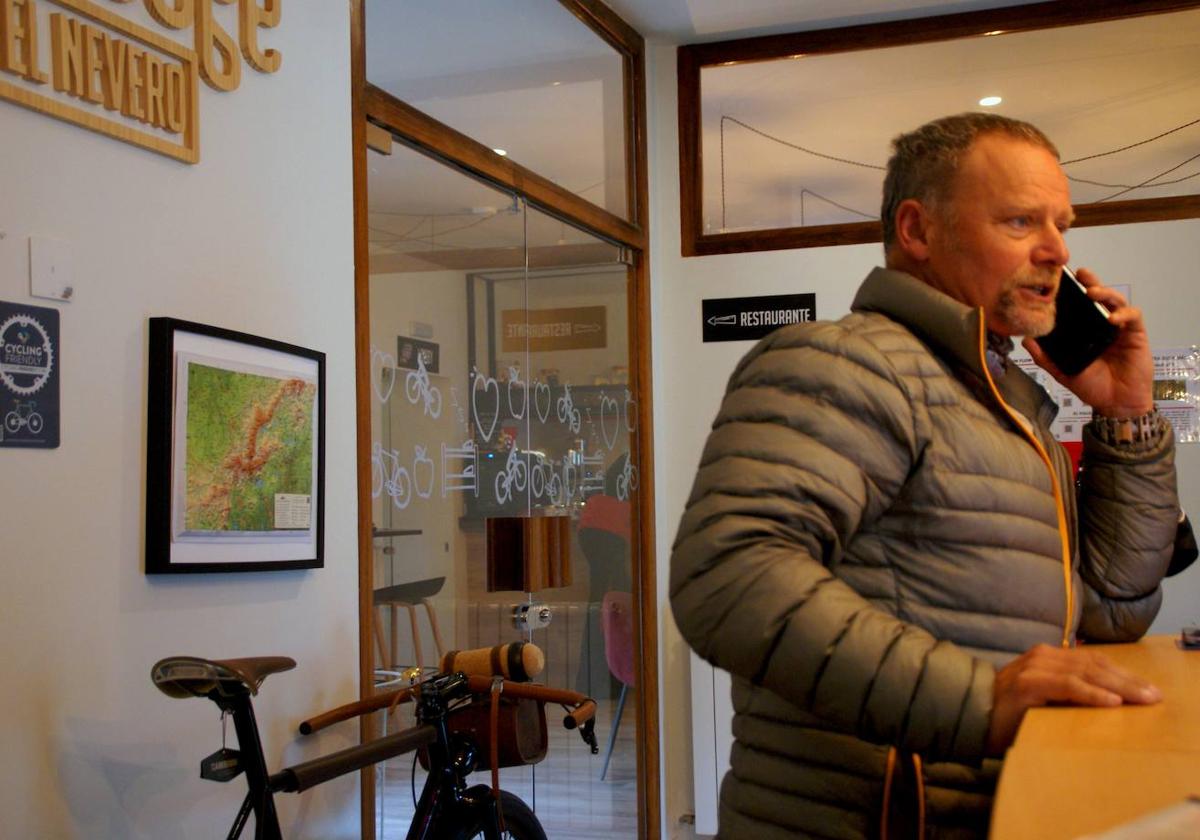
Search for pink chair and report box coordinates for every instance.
[601,590,635,780]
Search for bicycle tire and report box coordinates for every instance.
[449,789,547,840]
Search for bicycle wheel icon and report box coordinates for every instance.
[3,413,19,434]
[27,412,43,434]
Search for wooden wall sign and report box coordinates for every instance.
[0,0,282,164]
[500,305,607,353]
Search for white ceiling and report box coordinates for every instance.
[600,0,1045,41]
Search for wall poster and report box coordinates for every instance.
[0,300,59,449]
[145,317,325,574]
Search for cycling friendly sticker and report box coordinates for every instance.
[0,301,60,449]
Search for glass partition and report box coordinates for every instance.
[366,0,630,220]
[368,133,639,837]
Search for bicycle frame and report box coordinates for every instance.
[155,657,596,840]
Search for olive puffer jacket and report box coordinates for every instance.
[671,268,1179,839]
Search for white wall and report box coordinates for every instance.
[646,41,1200,838]
[0,5,360,838]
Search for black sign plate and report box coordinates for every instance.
[397,335,439,373]
[701,293,816,343]
[0,300,60,448]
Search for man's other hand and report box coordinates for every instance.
[985,643,1162,756]
[1023,268,1154,418]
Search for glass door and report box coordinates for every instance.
[367,132,639,838]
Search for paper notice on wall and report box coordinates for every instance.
[1010,354,1092,442]
[1011,346,1200,444]
[1152,347,1200,443]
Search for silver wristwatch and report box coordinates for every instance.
[1090,408,1161,446]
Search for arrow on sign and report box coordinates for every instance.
[573,323,602,335]
[706,315,736,326]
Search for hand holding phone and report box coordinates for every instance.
[1035,267,1120,376]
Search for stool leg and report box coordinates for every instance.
[601,683,629,780]
[422,598,446,662]
[373,606,388,670]
[404,604,423,671]
[390,605,400,671]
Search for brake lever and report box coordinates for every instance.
[580,718,598,755]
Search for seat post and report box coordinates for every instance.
[219,688,283,840]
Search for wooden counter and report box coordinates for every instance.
[991,635,1200,839]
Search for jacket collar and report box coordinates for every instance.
[851,267,989,380]
[851,267,1058,428]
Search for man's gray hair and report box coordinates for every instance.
[880,113,1059,250]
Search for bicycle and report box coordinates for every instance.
[4,400,43,434]
[152,644,597,839]
[404,354,443,419]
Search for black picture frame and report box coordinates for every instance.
[146,318,326,574]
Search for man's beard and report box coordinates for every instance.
[994,275,1058,337]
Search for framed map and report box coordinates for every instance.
[146,318,325,574]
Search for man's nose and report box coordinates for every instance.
[1035,224,1069,266]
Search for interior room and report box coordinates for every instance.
[2,1,1197,838]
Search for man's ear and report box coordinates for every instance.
[893,199,933,263]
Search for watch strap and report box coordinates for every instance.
[1090,408,1162,446]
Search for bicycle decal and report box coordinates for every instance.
[493,442,529,505]
[371,443,412,509]
[404,354,442,418]
[624,388,638,432]
[556,383,581,433]
[616,457,639,501]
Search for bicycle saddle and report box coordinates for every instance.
[152,656,296,699]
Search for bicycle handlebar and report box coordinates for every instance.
[298,673,597,736]
[298,684,417,735]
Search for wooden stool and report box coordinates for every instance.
[373,577,446,673]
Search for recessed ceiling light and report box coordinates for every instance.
[979,96,1003,107]
[493,148,508,156]
[983,30,1005,36]
[551,81,561,86]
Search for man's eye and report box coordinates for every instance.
[1008,216,1031,229]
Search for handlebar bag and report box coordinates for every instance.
[419,695,548,770]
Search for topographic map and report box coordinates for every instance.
[184,362,316,532]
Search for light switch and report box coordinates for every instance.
[30,236,74,302]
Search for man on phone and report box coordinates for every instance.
[671,113,1179,838]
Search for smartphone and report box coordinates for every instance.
[1036,267,1119,376]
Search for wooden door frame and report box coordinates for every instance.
[349,1,659,836]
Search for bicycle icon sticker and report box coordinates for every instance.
[404,353,442,418]
[4,401,44,435]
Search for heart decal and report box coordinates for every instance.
[471,367,500,443]
[371,346,397,404]
[599,393,620,451]
[533,380,552,424]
